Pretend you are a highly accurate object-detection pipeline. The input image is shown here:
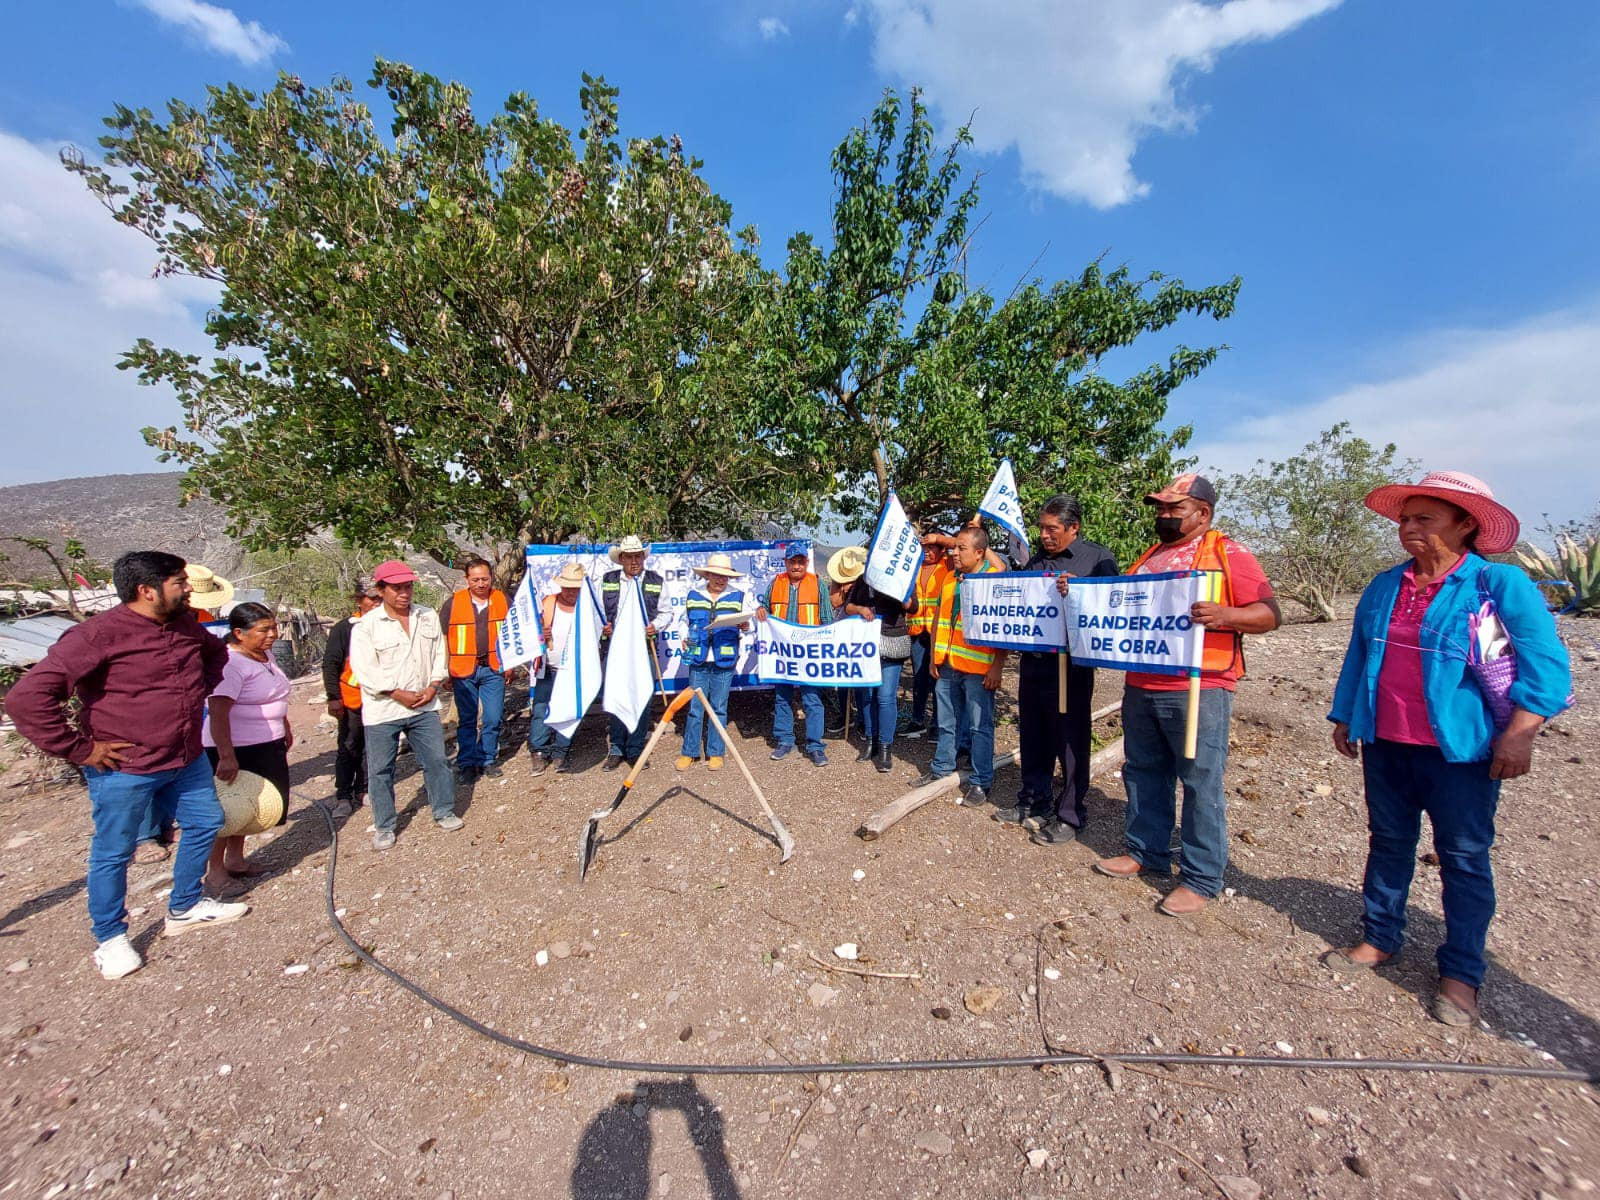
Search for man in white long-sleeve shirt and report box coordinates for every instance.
[349,559,462,849]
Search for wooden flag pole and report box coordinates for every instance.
[1058,652,1068,714]
[1182,571,1217,759]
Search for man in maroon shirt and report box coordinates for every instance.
[8,551,251,980]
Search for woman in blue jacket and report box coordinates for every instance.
[1326,471,1571,1026]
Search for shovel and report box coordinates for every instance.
[578,687,694,881]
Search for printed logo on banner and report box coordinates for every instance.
[755,616,882,688]
[1065,570,1208,676]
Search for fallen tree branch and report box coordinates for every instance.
[806,950,922,980]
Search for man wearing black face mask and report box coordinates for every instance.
[1091,474,1281,918]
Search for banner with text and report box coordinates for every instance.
[755,616,882,688]
[1064,571,1207,676]
[863,490,920,604]
[959,571,1068,653]
[525,540,806,692]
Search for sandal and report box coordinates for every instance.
[1430,983,1479,1027]
[1321,947,1392,974]
[133,841,171,864]
[223,863,271,878]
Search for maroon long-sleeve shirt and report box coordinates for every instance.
[6,605,229,775]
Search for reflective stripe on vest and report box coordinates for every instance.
[931,563,996,674]
[1127,529,1243,676]
[685,589,745,666]
[446,589,509,677]
[768,574,822,625]
[907,563,943,635]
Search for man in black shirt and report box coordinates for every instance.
[990,494,1119,844]
[599,535,666,769]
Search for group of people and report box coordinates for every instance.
[7,468,1574,1027]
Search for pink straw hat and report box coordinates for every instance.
[1363,470,1520,555]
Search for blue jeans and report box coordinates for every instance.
[772,683,824,755]
[451,665,505,768]
[365,709,457,834]
[682,663,734,758]
[909,634,934,725]
[136,796,176,845]
[859,661,905,746]
[932,671,995,788]
[526,670,572,759]
[1360,739,1500,987]
[1121,685,1233,898]
[84,755,223,941]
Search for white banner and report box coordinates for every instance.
[1064,571,1207,676]
[545,582,605,738]
[863,490,920,604]
[755,616,882,688]
[959,572,1067,653]
[524,540,806,692]
[978,457,1030,566]
[602,576,656,732]
[495,572,544,672]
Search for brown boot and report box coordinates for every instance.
[1092,854,1148,879]
[1156,885,1209,916]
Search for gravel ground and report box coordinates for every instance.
[2,617,1597,1199]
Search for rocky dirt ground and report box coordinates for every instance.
[2,617,1598,1200]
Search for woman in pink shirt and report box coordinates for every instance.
[202,603,293,892]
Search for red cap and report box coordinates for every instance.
[372,559,418,585]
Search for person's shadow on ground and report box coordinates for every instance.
[570,1078,741,1200]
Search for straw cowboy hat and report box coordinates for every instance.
[692,553,742,579]
[216,770,284,838]
[1364,470,1521,555]
[184,563,235,610]
[827,545,868,586]
[608,535,651,564]
[554,561,588,588]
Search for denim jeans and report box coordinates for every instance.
[526,670,572,760]
[932,670,995,788]
[84,755,223,941]
[682,663,734,758]
[334,706,368,801]
[859,661,905,746]
[450,664,505,768]
[1121,685,1233,898]
[772,683,825,755]
[135,794,176,845]
[366,709,457,834]
[909,634,934,725]
[1360,738,1501,987]
[608,701,654,761]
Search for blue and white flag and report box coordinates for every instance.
[978,457,1029,566]
[546,581,605,739]
[602,577,656,733]
[863,490,920,604]
[495,571,544,673]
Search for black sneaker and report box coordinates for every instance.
[808,749,829,767]
[1029,818,1079,847]
[603,752,625,772]
[481,762,503,779]
[555,756,575,774]
[960,785,990,808]
[901,721,928,740]
[990,803,1031,825]
[529,752,550,777]
[910,770,952,788]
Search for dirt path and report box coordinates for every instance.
[3,618,1598,1199]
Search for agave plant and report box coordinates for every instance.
[1516,535,1600,615]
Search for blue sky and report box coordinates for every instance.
[2,0,1597,531]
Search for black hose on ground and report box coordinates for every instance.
[318,808,1597,1085]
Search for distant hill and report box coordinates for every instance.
[0,472,242,581]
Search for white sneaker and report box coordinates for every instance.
[435,814,465,832]
[164,897,250,936]
[93,934,143,980]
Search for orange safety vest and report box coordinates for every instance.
[1127,529,1243,677]
[931,562,998,674]
[906,562,944,636]
[768,573,823,625]
[337,612,363,708]
[445,589,509,677]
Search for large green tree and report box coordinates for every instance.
[67,62,825,576]
[763,91,1241,562]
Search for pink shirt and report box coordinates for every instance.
[203,647,292,748]
[1374,557,1464,746]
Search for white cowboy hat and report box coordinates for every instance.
[554,561,588,587]
[184,563,235,610]
[607,535,650,564]
[216,770,284,838]
[827,545,868,586]
[1364,470,1520,555]
[693,553,743,579]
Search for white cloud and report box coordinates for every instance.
[858,0,1340,208]
[1188,310,1600,530]
[124,0,287,65]
[758,15,791,40]
[0,131,218,485]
